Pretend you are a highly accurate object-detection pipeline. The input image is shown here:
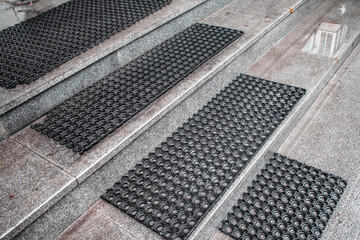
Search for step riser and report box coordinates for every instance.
[0,0,233,143]
[12,1,323,239]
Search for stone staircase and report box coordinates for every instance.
[1,0,359,239]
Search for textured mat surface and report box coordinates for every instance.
[0,0,172,88]
[31,23,243,154]
[220,153,347,240]
[102,74,306,240]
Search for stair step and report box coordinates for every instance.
[0,0,226,141]
[277,43,360,240]
[0,0,326,239]
[0,139,76,239]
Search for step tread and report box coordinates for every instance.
[0,139,76,239]
[101,74,305,239]
[278,43,360,240]
[0,0,172,89]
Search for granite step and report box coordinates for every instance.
[53,0,360,239]
[0,0,234,142]
[0,0,326,239]
[277,43,360,240]
[214,26,360,240]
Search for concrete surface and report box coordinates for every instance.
[56,207,134,240]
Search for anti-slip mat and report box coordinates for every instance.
[220,153,347,240]
[31,23,244,154]
[102,74,306,239]
[0,0,172,88]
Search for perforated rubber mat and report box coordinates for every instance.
[31,23,243,154]
[0,0,172,89]
[220,153,346,240]
[101,74,306,239]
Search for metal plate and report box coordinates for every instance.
[220,153,347,240]
[102,74,306,239]
[0,0,172,88]
[31,23,244,154]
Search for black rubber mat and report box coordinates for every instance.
[31,23,243,154]
[0,0,172,89]
[220,153,347,240]
[101,74,306,240]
